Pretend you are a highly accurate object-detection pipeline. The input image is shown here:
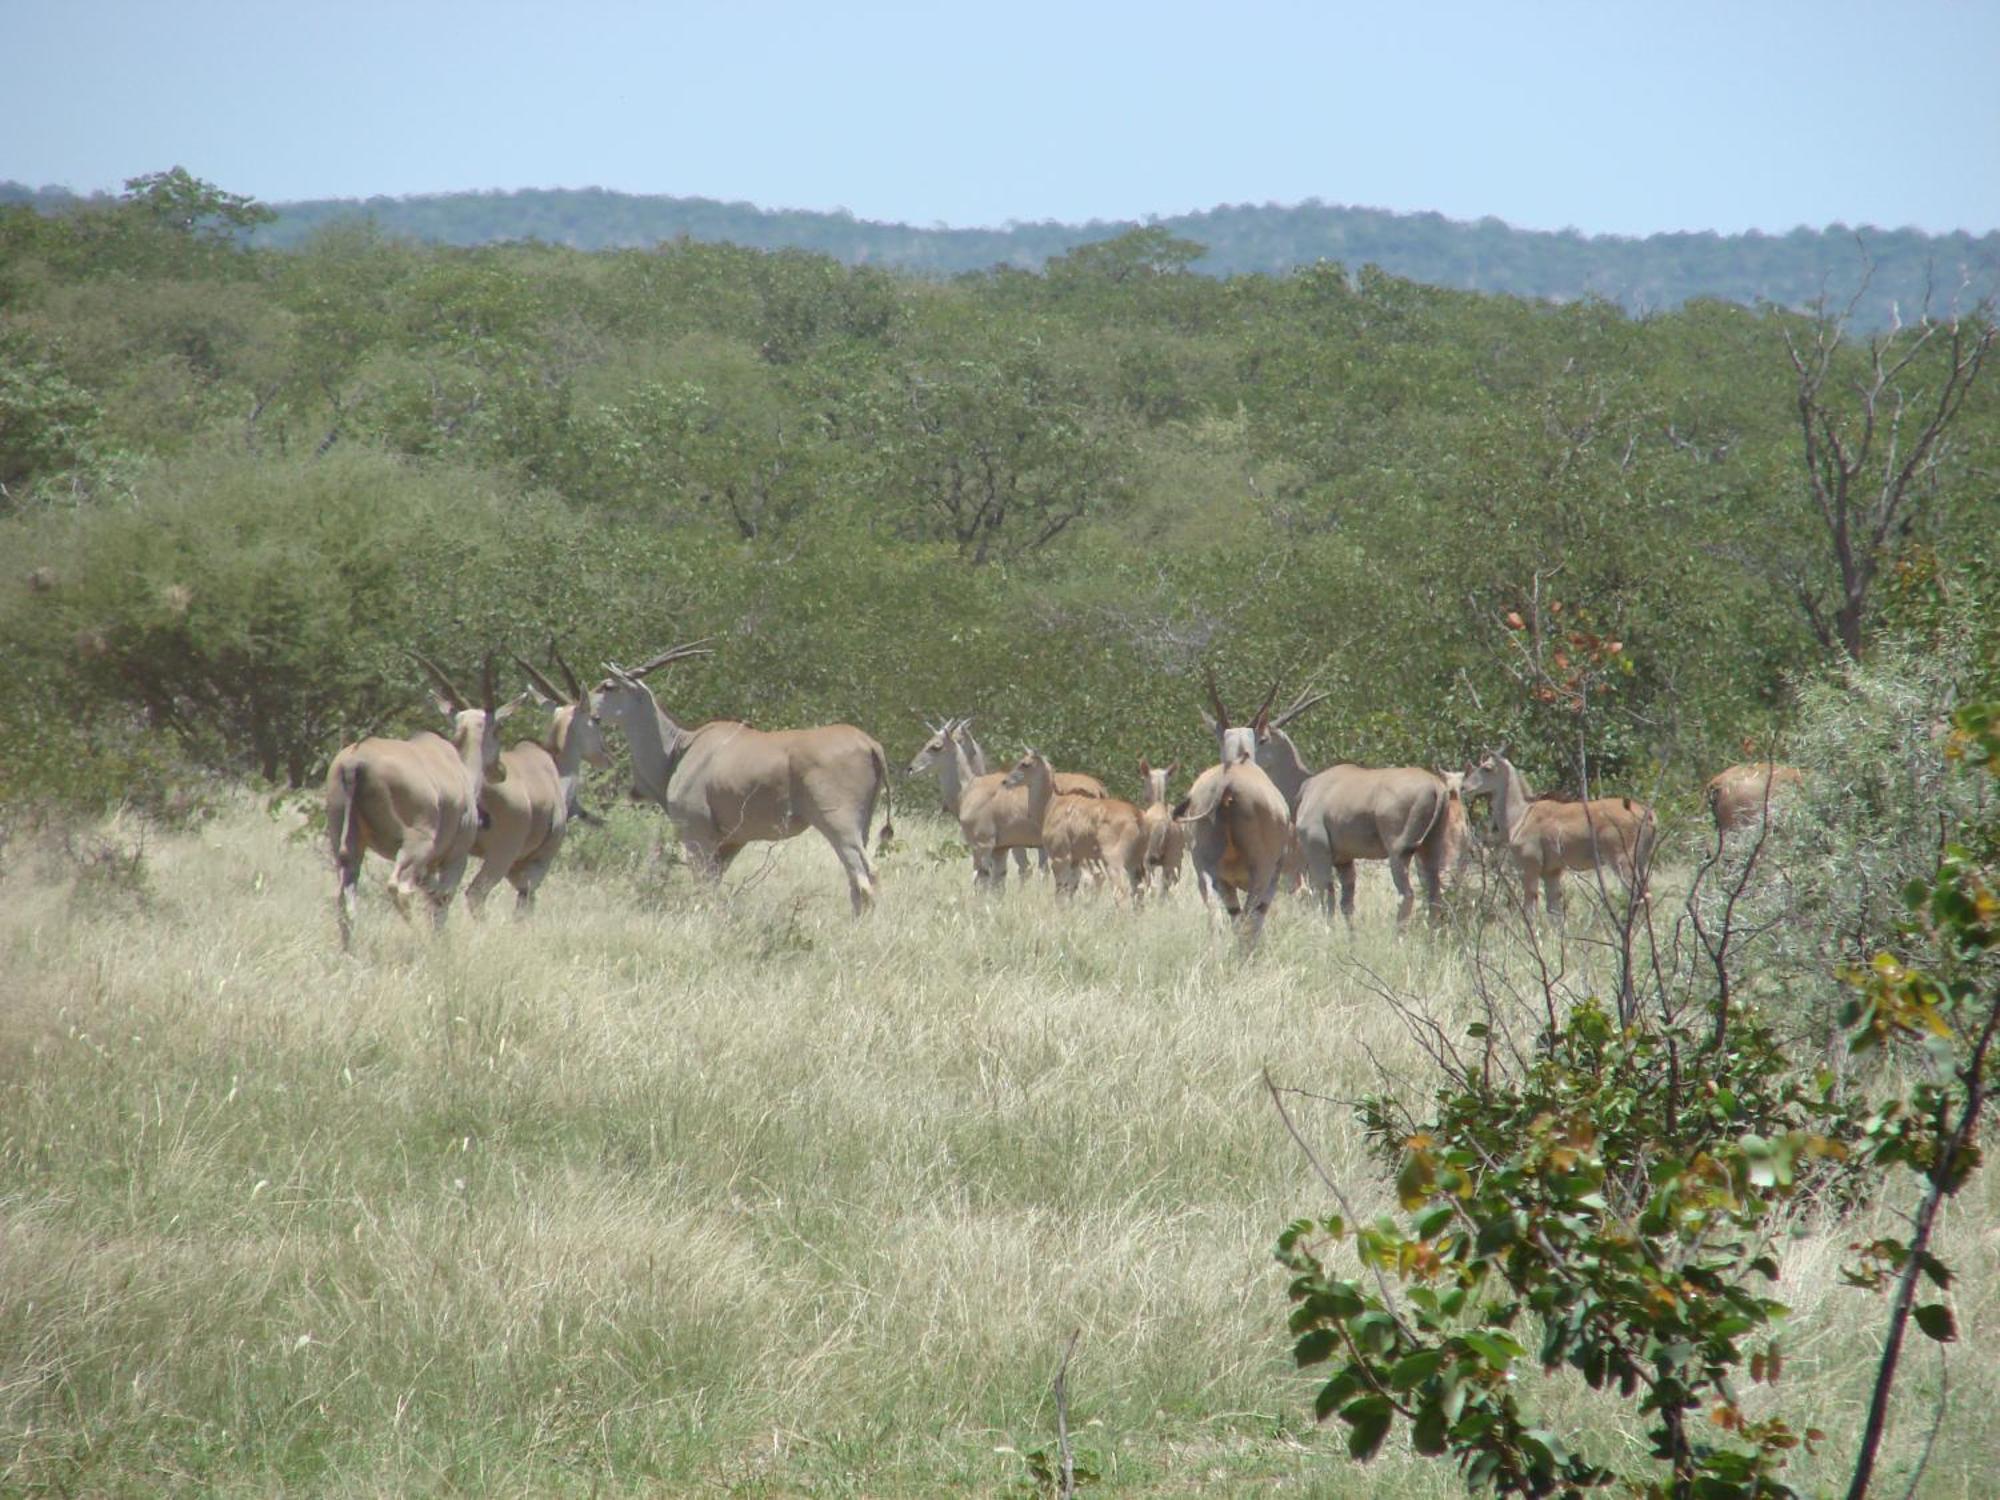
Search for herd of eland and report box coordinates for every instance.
[324,642,1805,950]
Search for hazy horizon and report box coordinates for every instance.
[6,0,1998,239]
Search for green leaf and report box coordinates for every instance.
[1914,1303,1958,1343]
[1412,1400,1449,1456]
[1293,1328,1338,1367]
[1390,1348,1446,1389]
[1341,1395,1394,1461]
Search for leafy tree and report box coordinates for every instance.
[872,352,1132,563]
[120,167,275,239]
[0,332,106,503]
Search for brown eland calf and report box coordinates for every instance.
[325,654,519,948]
[1001,749,1149,900]
[1437,768,1473,888]
[1462,750,1655,929]
[593,642,895,914]
[1137,759,1185,894]
[950,736,1108,891]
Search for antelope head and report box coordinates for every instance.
[412,651,519,782]
[1000,748,1050,790]
[516,640,613,770]
[594,639,715,730]
[1202,669,1259,765]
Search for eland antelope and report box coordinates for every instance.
[1176,675,1293,948]
[464,643,613,918]
[1705,762,1804,836]
[944,729,1108,890]
[325,653,519,947]
[593,642,896,914]
[1462,750,1655,928]
[906,718,1032,877]
[1437,768,1473,888]
[1137,759,1185,893]
[1001,749,1148,900]
[1245,683,1451,926]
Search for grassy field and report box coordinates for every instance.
[2,798,1996,1496]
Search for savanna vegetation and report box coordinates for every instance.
[2,172,1999,1497]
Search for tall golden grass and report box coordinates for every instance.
[1,799,1993,1495]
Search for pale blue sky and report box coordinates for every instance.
[6,0,1997,235]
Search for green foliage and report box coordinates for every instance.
[0,171,1995,813]
[867,349,1134,563]
[0,447,594,787]
[0,330,107,500]
[121,166,276,238]
[1279,994,1856,1498]
[1729,639,1984,1034]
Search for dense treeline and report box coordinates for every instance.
[7,178,1997,328]
[1,174,1995,817]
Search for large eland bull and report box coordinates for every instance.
[1176,675,1293,949]
[1248,698,1450,928]
[593,642,896,913]
[325,653,519,947]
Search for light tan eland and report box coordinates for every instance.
[1437,768,1474,888]
[1137,759,1185,894]
[592,642,896,914]
[1176,675,1293,948]
[905,718,1031,878]
[1246,685,1450,926]
[1705,762,1804,836]
[1462,750,1656,928]
[1000,749,1149,900]
[945,730,1108,890]
[325,653,519,948]
[464,644,614,918]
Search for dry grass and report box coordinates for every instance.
[1,798,1996,1496]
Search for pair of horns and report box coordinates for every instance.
[514,635,586,705]
[605,639,717,682]
[411,650,497,715]
[1205,669,1318,730]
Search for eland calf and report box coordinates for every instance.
[1705,762,1804,836]
[1137,759,1185,894]
[1001,749,1149,900]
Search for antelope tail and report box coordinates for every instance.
[872,742,896,851]
[1413,781,1451,855]
[335,761,366,872]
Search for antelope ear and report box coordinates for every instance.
[1138,757,1152,777]
[1167,761,1179,778]
[429,690,457,721]
[493,691,530,722]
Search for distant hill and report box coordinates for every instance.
[6,180,1995,323]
